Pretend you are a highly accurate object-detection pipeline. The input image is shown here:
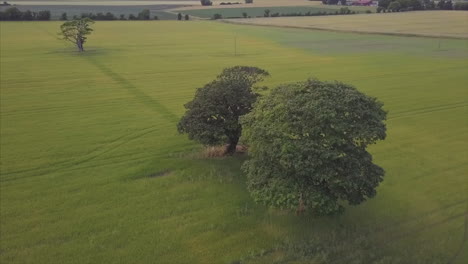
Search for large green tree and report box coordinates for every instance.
[241,79,387,215]
[178,66,269,155]
[59,18,94,52]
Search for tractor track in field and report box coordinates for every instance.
[1,29,181,182]
[388,102,468,120]
[0,125,162,182]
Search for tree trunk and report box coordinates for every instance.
[77,40,84,52]
[225,136,239,155]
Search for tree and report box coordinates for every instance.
[264,9,270,17]
[178,66,269,155]
[242,12,248,18]
[60,12,68,20]
[378,0,392,8]
[36,10,50,20]
[138,9,150,20]
[241,79,387,215]
[59,18,94,52]
[388,1,401,11]
[177,13,182,20]
[184,14,189,20]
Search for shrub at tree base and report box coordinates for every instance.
[242,79,387,215]
[177,66,269,155]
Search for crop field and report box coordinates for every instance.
[179,5,376,18]
[227,11,468,39]
[1,20,467,263]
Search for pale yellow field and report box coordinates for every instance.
[225,11,468,39]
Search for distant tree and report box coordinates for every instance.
[177,13,182,20]
[200,0,213,6]
[21,10,34,20]
[213,13,222,19]
[378,0,392,8]
[178,66,269,155]
[60,12,68,20]
[1,7,22,20]
[454,1,468,10]
[153,15,159,20]
[388,1,401,11]
[185,14,189,20]
[340,0,346,5]
[119,14,126,20]
[245,0,254,3]
[264,9,270,17]
[36,10,50,20]
[242,12,248,18]
[437,0,445,9]
[128,14,137,20]
[138,9,150,20]
[444,0,453,10]
[59,18,94,52]
[242,79,387,215]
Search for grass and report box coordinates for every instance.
[0,20,467,263]
[226,11,468,39]
[180,5,376,18]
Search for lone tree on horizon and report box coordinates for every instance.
[59,18,94,52]
[242,79,387,215]
[178,66,269,155]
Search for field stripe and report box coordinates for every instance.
[84,57,179,123]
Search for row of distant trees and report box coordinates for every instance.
[0,7,50,20]
[0,8,180,21]
[212,7,362,19]
[70,10,153,21]
[378,0,468,12]
[200,0,253,5]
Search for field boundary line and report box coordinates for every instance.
[219,19,468,40]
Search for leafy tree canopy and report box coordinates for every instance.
[59,18,94,52]
[178,66,269,154]
[242,79,387,215]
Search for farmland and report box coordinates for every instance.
[1,17,468,264]
[226,11,468,39]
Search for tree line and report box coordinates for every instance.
[377,0,467,12]
[0,8,175,21]
[212,7,362,19]
[0,7,50,21]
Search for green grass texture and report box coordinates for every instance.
[0,21,467,263]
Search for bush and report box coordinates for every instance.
[212,13,222,19]
[185,14,189,20]
[242,12,248,18]
[365,9,372,13]
[264,9,270,17]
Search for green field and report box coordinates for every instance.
[180,5,376,18]
[1,21,467,263]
